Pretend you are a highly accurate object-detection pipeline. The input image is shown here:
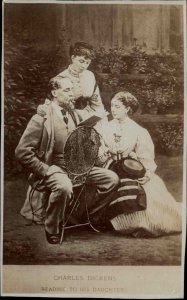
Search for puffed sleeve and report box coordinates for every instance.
[87,72,105,114]
[135,128,157,176]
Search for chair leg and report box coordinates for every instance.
[89,221,101,233]
[59,225,65,245]
[58,181,104,244]
[84,186,101,233]
[59,184,86,244]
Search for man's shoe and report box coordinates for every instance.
[45,229,60,244]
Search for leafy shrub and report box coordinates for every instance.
[94,41,183,115]
[155,123,183,156]
[4,34,184,178]
[4,28,69,179]
[93,46,128,74]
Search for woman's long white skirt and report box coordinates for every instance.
[110,174,182,237]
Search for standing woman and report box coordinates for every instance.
[101,91,182,237]
[57,41,105,116]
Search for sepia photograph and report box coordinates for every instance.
[1,0,186,297]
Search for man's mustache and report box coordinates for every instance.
[62,98,76,112]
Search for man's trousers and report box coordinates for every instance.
[42,167,119,234]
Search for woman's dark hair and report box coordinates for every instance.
[112,91,139,114]
[69,42,95,60]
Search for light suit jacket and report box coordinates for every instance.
[16,102,97,222]
[15,103,90,180]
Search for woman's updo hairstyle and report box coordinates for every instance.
[113,91,139,114]
[69,42,95,60]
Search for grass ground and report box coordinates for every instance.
[3,155,183,265]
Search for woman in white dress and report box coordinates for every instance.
[56,41,105,116]
[101,91,182,237]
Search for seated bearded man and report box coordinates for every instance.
[15,76,119,244]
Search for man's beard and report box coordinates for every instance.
[62,100,75,112]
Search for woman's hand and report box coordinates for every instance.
[137,175,150,185]
[37,99,51,116]
[91,93,99,103]
[95,141,110,166]
[128,151,137,160]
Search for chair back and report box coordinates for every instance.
[63,126,101,185]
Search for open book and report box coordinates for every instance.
[78,115,103,127]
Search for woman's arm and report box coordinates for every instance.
[37,99,51,116]
[85,72,106,116]
[135,128,157,182]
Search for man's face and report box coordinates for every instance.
[52,79,75,111]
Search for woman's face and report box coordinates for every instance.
[111,98,130,121]
[71,55,91,73]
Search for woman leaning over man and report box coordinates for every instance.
[39,41,106,117]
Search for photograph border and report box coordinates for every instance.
[1,0,186,297]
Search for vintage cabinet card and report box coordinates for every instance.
[1,0,186,298]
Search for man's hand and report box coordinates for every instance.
[137,175,150,185]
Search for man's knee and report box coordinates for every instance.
[49,183,72,206]
[55,183,72,197]
[50,173,73,197]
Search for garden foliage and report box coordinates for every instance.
[4,34,184,178]
[4,28,69,178]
